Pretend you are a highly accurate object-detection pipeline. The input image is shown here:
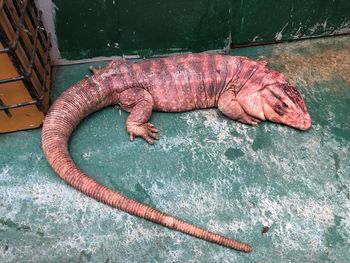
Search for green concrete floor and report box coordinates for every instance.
[1,36,350,262]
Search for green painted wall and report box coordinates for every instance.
[53,0,350,60]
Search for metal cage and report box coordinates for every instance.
[0,0,51,132]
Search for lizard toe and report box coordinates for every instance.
[239,115,261,126]
[127,123,159,144]
[143,135,155,144]
[148,130,159,140]
[147,123,158,133]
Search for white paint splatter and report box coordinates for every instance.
[274,22,289,41]
[252,35,260,42]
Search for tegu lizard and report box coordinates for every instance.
[42,53,311,253]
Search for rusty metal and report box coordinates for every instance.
[0,46,9,53]
[40,32,51,96]
[0,0,51,113]
[0,75,24,84]
[0,17,39,105]
[10,0,28,50]
[28,9,47,53]
[26,24,39,77]
[11,0,46,65]
[0,98,12,117]
[3,1,44,83]
[0,99,37,111]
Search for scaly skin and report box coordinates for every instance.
[42,53,311,253]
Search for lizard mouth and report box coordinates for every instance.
[299,112,312,130]
[287,112,312,130]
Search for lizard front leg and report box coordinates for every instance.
[218,90,261,126]
[119,88,159,144]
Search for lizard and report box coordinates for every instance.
[42,53,311,253]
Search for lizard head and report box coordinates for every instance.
[259,81,311,130]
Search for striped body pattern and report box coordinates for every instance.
[42,53,311,253]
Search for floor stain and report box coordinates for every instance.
[261,226,270,234]
[325,215,345,247]
[224,147,245,160]
[333,152,340,173]
[0,218,30,232]
[252,131,272,152]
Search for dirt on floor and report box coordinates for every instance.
[261,36,350,85]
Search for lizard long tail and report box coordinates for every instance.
[41,77,252,253]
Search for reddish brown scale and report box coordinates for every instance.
[42,53,311,254]
[150,59,176,111]
[177,55,207,108]
[282,84,308,113]
[233,58,260,95]
[214,55,229,97]
[183,57,208,109]
[200,54,218,106]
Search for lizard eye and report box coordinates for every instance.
[282,102,288,108]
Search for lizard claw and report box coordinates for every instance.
[239,115,261,126]
[127,123,159,144]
